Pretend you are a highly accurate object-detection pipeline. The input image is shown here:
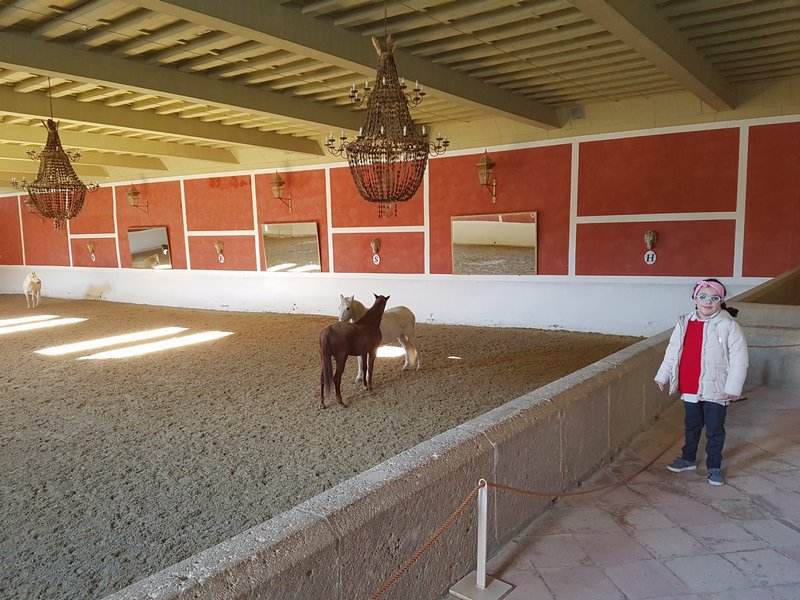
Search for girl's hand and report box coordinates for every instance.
[725,393,738,401]
[656,382,665,392]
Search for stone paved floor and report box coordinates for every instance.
[479,385,800,600]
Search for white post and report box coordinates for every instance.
[449,479,513,599]
[476,479,488,589]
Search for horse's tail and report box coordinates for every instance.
[320,327,334,400]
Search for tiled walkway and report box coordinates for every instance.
[483,385,800,600]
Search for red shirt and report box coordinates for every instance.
[679,319,704,394]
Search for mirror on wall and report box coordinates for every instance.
[128,227,172,269]
[262,222,321,272]
[451,211,537,275]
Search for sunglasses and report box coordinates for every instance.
[696,293,722,303]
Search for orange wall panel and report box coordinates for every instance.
[576,221,735,276]
[115,182,186,269]
[329,166,424,227]
[428,145,571,274]
[254,170,330,272]
[71,238,119,268]
[21,203,70,266]
[578,130,739,216]
[188,235,257,271]
[332,232,424,274]
[0,197,23,265]
[184,176,254,231]
[743,123,800,277]
[69,187,116,234]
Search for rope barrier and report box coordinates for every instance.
[748,343,800,348]
[368,483,482,600]
[367,433,680,599]
[488,432,677,499]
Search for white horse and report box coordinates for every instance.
[23,272,42,308]
[338,294,420,380]
[133,253,160,269]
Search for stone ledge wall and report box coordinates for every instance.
[101,269,797,600]
[103,334,673,600]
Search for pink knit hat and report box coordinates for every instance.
[693,280,726,299]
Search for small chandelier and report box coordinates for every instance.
[11,79,98,229]
[325,32,449,218]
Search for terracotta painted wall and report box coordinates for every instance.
[69,187,116,235]
[0,197,23,265]
[1,121,797,279]
[71,238,119,268]
[332,232,424,274]
[255,170,330,272]
[115,181,186,269]
[21,199,70,267]
[576,220,735,276]
[187,235,257,271]
[578,130,740,215]
[743,123,800,277]
[428,145,572,275]
[184,175,253,232]
[329,166,424,227]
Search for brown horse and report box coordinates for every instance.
[319,294,389,408]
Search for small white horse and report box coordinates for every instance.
[338,294,420,380]
[133,253,160,269]
[23,272,42,309]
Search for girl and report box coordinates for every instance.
[655,278,749,486]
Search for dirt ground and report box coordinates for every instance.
[0,295,639,600]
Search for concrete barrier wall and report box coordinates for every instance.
[736,268,800,388]
[735,267,800,306]
[103,333,674,600]
[61,269,800,599]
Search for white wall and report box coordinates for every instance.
[0,265,765,336]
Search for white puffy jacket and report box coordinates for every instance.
[654,309,749,405]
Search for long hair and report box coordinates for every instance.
[695,277,739,318]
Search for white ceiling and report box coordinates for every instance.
[1,0,798,192]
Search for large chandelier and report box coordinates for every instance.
[11,81,98,229]
[325,34,449,217]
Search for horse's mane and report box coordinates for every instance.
[355,294,388,328]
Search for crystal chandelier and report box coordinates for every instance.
[325,34,449,218]
[11,81,98,229]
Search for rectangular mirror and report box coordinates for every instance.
[128,227,172,269]
[451,211,537,275]
[262,222,321,272]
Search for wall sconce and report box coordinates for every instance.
[476,150,497,203]
[370,238,381,266]
[214,241,224,264]
[86,242,96,262]
[643,230,658,265]
[271,172,292,213]
[127,185,148,213]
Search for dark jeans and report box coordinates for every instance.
[681,400,728,469]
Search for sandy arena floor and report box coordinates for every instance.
[0,294,639,600]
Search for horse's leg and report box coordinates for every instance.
[406,330,420,370]
[320,369,327,409]
[334,355,348,407]
[359,354,369,389]
[354,355,364,383]
[400,332,419,370]
[366,350,377,392]
[397,335,412,370]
